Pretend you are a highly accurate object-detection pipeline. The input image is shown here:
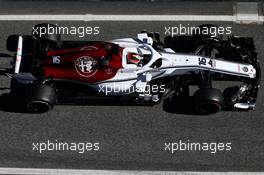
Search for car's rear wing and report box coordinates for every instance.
[14,36,23,73]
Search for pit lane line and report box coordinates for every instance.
[0,168,263,175]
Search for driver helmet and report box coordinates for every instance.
[127,52,143,64]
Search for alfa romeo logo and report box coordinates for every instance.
[75,56,98,77]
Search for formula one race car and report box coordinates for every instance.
[0,24,261,114]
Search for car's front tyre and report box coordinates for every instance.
[193,88,223,114]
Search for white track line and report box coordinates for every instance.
[0,14,263,23]
[0,168,264,175]
[0,14,238,22]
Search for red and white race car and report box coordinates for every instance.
[2,24,260,114]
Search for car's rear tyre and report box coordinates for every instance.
[25,84,56,113]
[193,88,223,114]
[32,23,61,49]
[26,100,52,113]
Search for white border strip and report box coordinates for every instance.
[0,14,237,22]
[1,1,262,23]
[0,168,264,175]
[0,14,263,23]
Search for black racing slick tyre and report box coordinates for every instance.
[193,88,224,114]
[32,23,61,49]
[25,84,56,113]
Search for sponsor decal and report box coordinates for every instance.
[52,56,61,64]
[75,56,98,77]
[105,68,113,75]
[80,46,98,51]
[242,66,248,72]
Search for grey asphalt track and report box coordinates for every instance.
[0,21,263,171]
